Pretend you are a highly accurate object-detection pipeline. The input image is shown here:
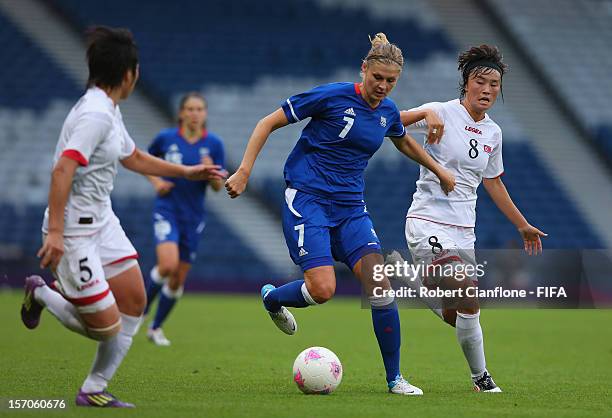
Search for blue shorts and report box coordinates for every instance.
[282,188,382,272]
[153,208,205,264]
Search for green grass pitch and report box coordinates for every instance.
[1,290,611,418]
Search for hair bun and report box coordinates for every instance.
[369,33,389,48]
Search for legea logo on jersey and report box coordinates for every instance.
[465,126,482,135]
[483,145,493,154]
[165,144,183,164]
[380,116,387,127]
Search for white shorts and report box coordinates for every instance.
[405,217,477,285]
[46,214,138,314]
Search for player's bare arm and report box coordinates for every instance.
[400,109,444,143]
[145,175,175,196]
[390,134,455,194]
[225,108,289,198]
[37,156,80,270]
[483,176,547,255]
[122,148,226,181]
[201,155,223,192]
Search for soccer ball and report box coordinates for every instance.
[292,346,343,394]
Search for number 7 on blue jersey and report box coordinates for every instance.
[339,117,354,138]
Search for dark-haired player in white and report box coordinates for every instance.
[20,26,225,407]
[400,44,546,392]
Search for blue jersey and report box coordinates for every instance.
[281,82,405,202]
[148,127,225,221]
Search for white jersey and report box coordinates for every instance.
[42,87,136,236]
[406,99,504,228]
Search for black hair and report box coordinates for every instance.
[86,26,138,89]
[458,44,507,99]
[177,92,207,126]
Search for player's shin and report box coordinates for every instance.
[263,280,315,313]
[370,295,401,383]
[151,284,182,329]
[455,310,486,378]
[144,266,167,315]
[81,313,142,393]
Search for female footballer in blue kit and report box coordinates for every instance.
[144,92,225,346]
[225,33,456,395]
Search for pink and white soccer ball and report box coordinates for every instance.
[292,347,343,394]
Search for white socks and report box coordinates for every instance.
[81,314,142,393]
[34,285,87,337]
[34,285,143,393]
[300,282,317,306]
[162,283,183,299]
[456,311,486,378]
[151,266,168,285]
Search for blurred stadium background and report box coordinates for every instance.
[1,0,611,292]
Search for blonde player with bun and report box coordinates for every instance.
[400,44,546,392]
[226,33,454,395]
[20,26,225,407]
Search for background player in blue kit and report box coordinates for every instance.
[225,33,456,395]
[144,92,225,346]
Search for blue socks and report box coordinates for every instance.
[371,302,401,383]
[152,284,182,329]
[144,267,165,315]
[263,280,313,312]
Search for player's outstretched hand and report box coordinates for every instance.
[37,231,64,270]
[438,169,455,195]
[225,169,249,199]
[185,164,228,181]
[425,110,444,144]
[518,224,547,256]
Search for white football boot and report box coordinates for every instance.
[261,284,297,335]
[147,327,171,346]
[388,375,424,395]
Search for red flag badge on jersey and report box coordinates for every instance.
[483,145,493,154]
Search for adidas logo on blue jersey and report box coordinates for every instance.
[344,108,356,116]
[299,247,308,257]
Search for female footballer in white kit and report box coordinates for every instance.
[19,26,225,408]
[400,45,546,392]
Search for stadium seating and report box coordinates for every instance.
[111,199,275,283]
[0,199,275,284]
[0,11,79,110]
[365,142,603,251]
[48,0,454,102]
[0,0,605,290]
[486,0,612,162]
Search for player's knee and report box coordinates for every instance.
[157,262,178,278]
[123,291,146,317]
[309,283,335,304]
[86,318,122,341]
[167,276,185,291]
[132,291,147,315]
[443,308,457,327]
[457,297,479,315]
